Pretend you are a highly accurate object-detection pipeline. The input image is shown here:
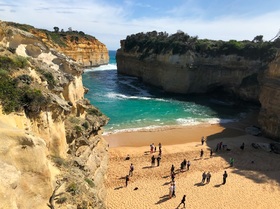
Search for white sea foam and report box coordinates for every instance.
[103,117,240,135]
[106,92,168,101]
[84,64,117,72]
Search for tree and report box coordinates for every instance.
[253,35,263,43]
[53,26,59,33]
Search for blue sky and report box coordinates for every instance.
[0,0,280,50]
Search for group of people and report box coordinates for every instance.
[124,139,241,207]
[180,159,191,171]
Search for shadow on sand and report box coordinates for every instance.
[155,195,170,205]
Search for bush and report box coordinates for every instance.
[87,107,102,116]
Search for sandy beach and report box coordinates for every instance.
[104,117,280,209]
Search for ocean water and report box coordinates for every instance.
[83,51,248,134]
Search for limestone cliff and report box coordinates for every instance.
[116,31,280,140]
[258,50,280,139]
[6,22,109,67]
[0,20,109,209]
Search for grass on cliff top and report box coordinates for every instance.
[122,31,280,61]
[6,21,98,48]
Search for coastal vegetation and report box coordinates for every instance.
[6,22,97,47]
[0,55,49,115]
[122,30,279,61]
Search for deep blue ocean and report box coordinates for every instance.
[83,51,248,134]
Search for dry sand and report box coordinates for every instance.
[104,117,280,209]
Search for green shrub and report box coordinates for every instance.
[66,182,79,195]
[87,107,102,116]
[82,122,89,130]
[84,178,95,187]
[13,56,28,68]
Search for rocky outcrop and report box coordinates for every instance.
[258,50,280,140]
[6,21,109,67]
[0,20,109,208]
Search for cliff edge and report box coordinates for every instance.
[0,20,109,209]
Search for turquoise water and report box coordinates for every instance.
[83,51,247,134]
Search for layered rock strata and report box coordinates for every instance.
[0,20,109,208]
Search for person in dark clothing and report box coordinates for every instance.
[240,142,245,151]
[206,171,211,184]
[157,155,161,166]
[223,171,228,184]
[200,149,204,158]
[210,149,213,157]
[178,195,186,208]
[201,171,207,183]
[151,155,155,166]
[125,175,129,187]
[171,164,175,174]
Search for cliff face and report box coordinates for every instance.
[0,20,109,208]
[117,50,263,101]
[6,22,109,67]
[258,50,280,139]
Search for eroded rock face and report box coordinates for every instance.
[117,50,263,101]
[0,20,109,208]
[30,28,109,67]
[258,51,280,139]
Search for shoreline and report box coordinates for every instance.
[105,110,280,209]
[103,110,259,148]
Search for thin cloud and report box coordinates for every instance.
[0,0,279,49]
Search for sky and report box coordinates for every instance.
[0,0,280,50]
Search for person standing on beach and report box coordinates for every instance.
[223,171,228,184]
[240,142,245,151]
[171,164,175,174]
[200,149,204,158]
[210,149,213,157]
[187,161,191,170]
[129,163,134,176]
[201,171,207,183]
[201,136,205,145]
[151,155,155,166]
[157,155,161,166]
[125,175,129,187]
[178,195,186,208]
[206,171,211,184]
[169,184,174,199]
[172,180,176,198]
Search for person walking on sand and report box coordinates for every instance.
[206,171,211,184]
[125,175,129,187]
[223,171,228,184]
[157,155,161,166]
[129,163,134,176]
[200,149,204,158]
[178,195,186,208]
[151,155,155,166]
